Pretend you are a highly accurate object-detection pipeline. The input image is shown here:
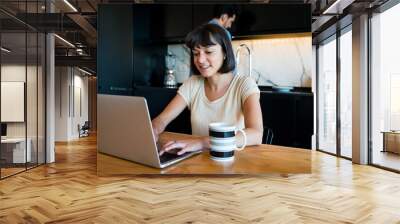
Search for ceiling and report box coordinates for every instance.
[1,0,101,72]
[0,0,389,74]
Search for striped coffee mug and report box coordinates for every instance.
[208,122,245,161]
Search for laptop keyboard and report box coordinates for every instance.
[159,152,192,164]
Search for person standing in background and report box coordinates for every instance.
[208,5,238,40]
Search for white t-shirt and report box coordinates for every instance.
[177,74,260,136]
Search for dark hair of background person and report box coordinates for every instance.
[185,24,236,75]
[213,5,239,18]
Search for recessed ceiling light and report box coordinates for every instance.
[54,34,75,48]
[63,0,78,12]
[1,47,11,53]
[78,67,92,76]
[323,0,354,15]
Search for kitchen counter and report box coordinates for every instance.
[259,90,313,96]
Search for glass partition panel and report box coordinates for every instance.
[317,36,337,154]
[27,30,38,169]
[26,0,39,170]
[0,1,46,178]
[1,31,27,177]
[38,32,45,165]
[371,3,400,171]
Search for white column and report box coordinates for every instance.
[352,14,369,164]
[45,1,55,163]
[46,33,55,163]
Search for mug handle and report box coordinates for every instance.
[236,129,247,151]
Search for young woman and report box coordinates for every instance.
[152,23,263,156]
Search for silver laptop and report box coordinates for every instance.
[97,94,200,168]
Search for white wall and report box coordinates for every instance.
[1,65,41,137]
[168,33,312,87]
[55,67,69,141]
[71,73,89,138]
[55,67,89,141]
[1,63,46,163]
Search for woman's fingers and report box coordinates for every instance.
[177,147,189,155]
[160,141,186,154]
[161,141,177,152]
[177,143,200,155]
[158,141,173,156]
[159,139,203,156]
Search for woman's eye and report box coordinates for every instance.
[193,52,199,56]
[206,51,213,54]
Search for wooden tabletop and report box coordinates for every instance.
[97,132,311,176]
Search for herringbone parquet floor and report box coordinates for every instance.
[1,134,400,223]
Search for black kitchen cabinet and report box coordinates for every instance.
[260,91,313,149]
[260,93,295,147]
[235,4,311,36]
[161,5,193,41]
[98,4,134,95]
[132,5,167,87]
[294,94,314,148]
[166,4,311,41]
[192,4,214,28]
[131,3,311,43]
[132,4,192,43]
[132,4,156,42]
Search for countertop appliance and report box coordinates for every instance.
[164,53,177,88]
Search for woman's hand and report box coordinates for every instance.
[159,137,208,156]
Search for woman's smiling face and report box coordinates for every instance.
[192,43,225,78]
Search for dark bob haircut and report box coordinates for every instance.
[185,23,236,75]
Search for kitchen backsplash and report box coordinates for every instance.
[167,34,312,87]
